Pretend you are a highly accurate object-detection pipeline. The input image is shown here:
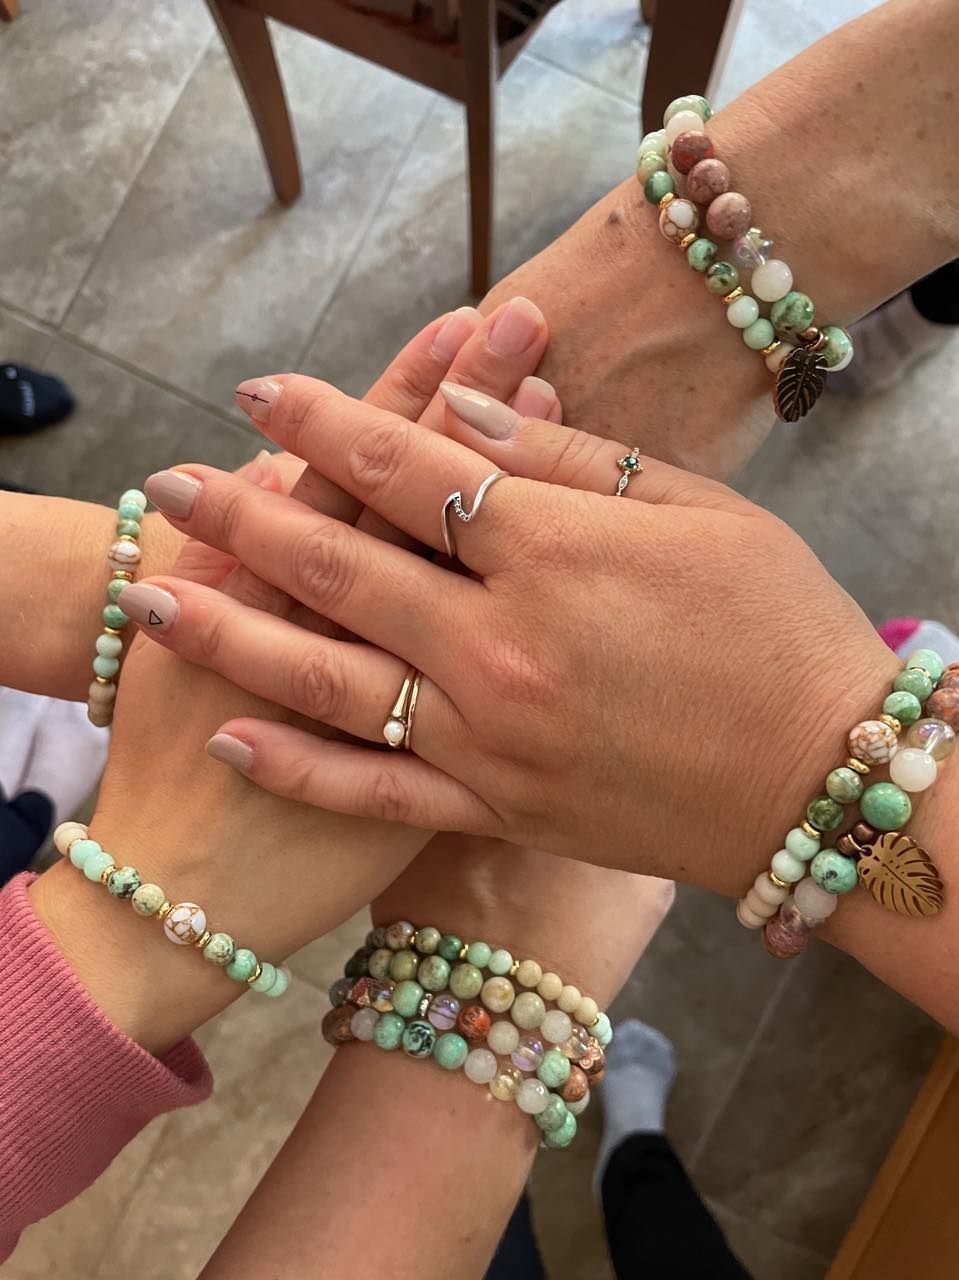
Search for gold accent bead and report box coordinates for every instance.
[678,232,696,252]
[111,571,133,582]
[458,944,469,961]
[247,962,263,985]
[722,287,744,305]
[880,713,902,735]
[156,900,173,922]
[658,191,675,209]
[847,757,870,775]
[103,627,122,637]
[801,821,821,840]
[99,863,117,886]
[94,675,111,685]
[118,534,138,543]
[768,870,789,890]
[762,340,781,358]
[193,930,213,951]
[509,960,520,977]
[586,1012,602,1028]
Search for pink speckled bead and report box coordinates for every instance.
[685,157,730,205]
[706,192,752,241]
[763,908,810,959]
[926,686,959,732]
[848,719,899,766]
[671,130,714,175]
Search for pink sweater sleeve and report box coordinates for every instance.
[0,874,212,1261]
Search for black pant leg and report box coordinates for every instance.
[910,260,959,325]
[484,1191,548,1280]
[601,1134,752,1280]
[0,788,53,885]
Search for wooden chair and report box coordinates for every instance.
[1,0,19,22]
[206,0,738,297]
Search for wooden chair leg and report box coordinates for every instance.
[460,0,496,297]
[0,0,19,22]
[641,0,738,132]
[205,0,302,205]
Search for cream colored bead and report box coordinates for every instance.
[537,971,563,1002]
[575,996,599,1027]
[744,888,778,919]
[511,991,546,1030]
[515,959,542,989]
[481,976,515,1014]
[540,1009,573,1045]
[751,871,789,908]
[487,1019,520,1056]
[557,984,581,1014]
[87,704,113,729]
[638,129,668,159]
[765,341,794,373]
[751,258,793,302]
[726,295,760,329]
[736,899,766,930]
[665,110,703,143]
[53,821,88,855]
[87,679,118,704]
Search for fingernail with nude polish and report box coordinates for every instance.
[488,296,544,357]
[235,378,283,424]
[439,382,521,440]
[206,733,254,772]
[242,449,274,487]
[116,583,179,634]
[144,469,201,519]
[511,376,557,420]
[431,306,481,364]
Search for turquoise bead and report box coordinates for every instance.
[537,1048,571,1089]
[810,849,859,895]
[367,948,393,980]
[861,781,912,831]
[106,865,141,899]
[592,1012,613,1048]
[203,932,236,966]
[120,489,147,511]
[96,633,124,659]
[466,941,492,969]
[643,171,674,205]
[393,979,425,1019]
[69,837,101,870]
[784,826,820,860]
[894,667,933,702]
[821,325,853,371]
[106,578,129,602]
[102,604,128,629]
[535,1095,569,1134]
[401,1018,436,1058]
[807,795,844,832]
[826,767,864,805]
[93,655,120,679]
[696,96,713,121]
[743,318,775,350]
[770,291,815,339]
[116,519,141,538]
[437,934,463,963]
[434,1032,469,1071]
[450,963,484,1000]
[905,648,945,682]
[488,948,513,976]
[884,690,922,726]
[705,261,739,295]
[227,948,258,982]
[415,926,441,955]
[686,238,717,273]
[263,965,290,998]
[389,950,419,982]
[418,955,451,992]
[83,850,115,882]
[250,961,278,993]
[118,500,145,521]
[374,1012,405,1051]
[544,1111,578,1149]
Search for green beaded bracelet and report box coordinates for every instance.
[86,489,148,728]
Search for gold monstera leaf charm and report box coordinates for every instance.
[857,831,945,918]
[773,345,827,423]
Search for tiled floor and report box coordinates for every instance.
[1,0,953,1277]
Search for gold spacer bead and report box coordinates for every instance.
[99,863,117,886]
[880,713,902,735]
[768,870,789,890]
[658,191,675,209]
[762,340,781,358]
[458,944,469,961]
[103,627,122,637]
[801,820,821,840]
[586,1012,602,1028]
[193,930,213,951]
[847,757,870,775]
[111,571,133,582]
[156,900,173,922]
[678,232,697,252]
[409,930,419,952]
[94,675,111,685]
[509,960,520,977]
[247,962,263,985]
[722,287,744,305]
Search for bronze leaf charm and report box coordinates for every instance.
[857,831,945,918]
[773,346,827,423]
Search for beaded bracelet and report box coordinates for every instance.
[321,921,612,1149]
[87,488,149,728]
[637,94,854,423]
[737,648,953,958]
[52,822,290,997]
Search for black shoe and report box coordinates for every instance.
[0,362,75,434]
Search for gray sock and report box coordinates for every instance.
[593,1019,676,1201]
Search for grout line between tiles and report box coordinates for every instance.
[293,98,438,370]
[709,1197,832,1270]
[523,47,647,109]
[57,28,215,333]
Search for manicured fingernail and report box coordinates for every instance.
[235,378,283,423]
[144,470,201,519]
[206,733,254,771]
[488,296,544,357]
[116,583,179,633]
[431,306,481,363]
[440,382,521,440]
[510,376,557,419]
[242,449,274,486]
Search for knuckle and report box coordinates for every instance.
[383,359,438,415]
[541,430,611,488]
[284,750,326,807]
[216,479,254,552]
[226,567,291,616]
[479,631,552,709]
[288,645,345,724]
[290,520,356,612]
[369,768,413,825]
[190,598,232,670]
[345,416,410,497]
[276,376,334,455]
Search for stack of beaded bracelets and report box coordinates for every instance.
[737,648,953,959]
[53,821,291,997]
[321,921,613,1150]
[637,94,854,423]
[87,488,149,728]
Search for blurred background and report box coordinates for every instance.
[1,0,956,1277]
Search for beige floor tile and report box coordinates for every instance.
[0,0,213,324]
[0,309,56,370]
[525,0,649,104]
[285,909,369,990]
[63,28,433,408]
[710,1201,829,1280]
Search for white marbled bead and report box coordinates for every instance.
[752,871,789,907]
[107,540,142,571]
[464,1047,498,1085]
[557,984,581,1014]
[765,341,795,373]
[889,746,938,793]
[350,1007,380,1041]
[163,902,207,946]
[726,295,760,329]
[744,888,779,919]
[487,1020,520,1056]
[541,1009,573,1045]
[665,110,704,143]
[53,821,88,855]
[516,1078,550,1115]
[751,258,793,302]
[793,877,839,923]
[736,899,766,930]
[770,849,806,883]
[659,198,699,243]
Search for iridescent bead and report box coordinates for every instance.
[770,291,815,339]
[457,1004,492,1043]
[466,941,492,968]
[389,950,419,982]
[826,767,864,805]
[732,228,773,270]
[450,962,483,1000]
[807,796,845,832]
[368,980,396,1013]
[489,1066,523,1102]
[706,191,751,240]
[883,690,922,727]
[227,948,259,983]
[131,882,166,917]
[107,540,141,572]
[763,912,809,960]
[464,1047,498,1084]
[511,991,546,1029]
[794,877,839,923]
[664,95,711,125]
[434,1031,469,1071]
[515,960,543,989]
[392,979,425,1019]
[417,955,451,992]
[638,128,668,158]
[557,985,581,1014]
[322,1005,357,1045]
[428,993,461,1031]
[861,781,912,831]
[751,259,794,303]
[726,295,760,329]
[488,948,514,976]
[106,865,141,899]
[644,171,674,205]
[541,1009,573,1045]
[96,633,124,659]
[538,1047,572,1089]
[770,849,806,883]
[562,1026,591,1061]
[659,197,699,243]
[373,1011,405,1051]
[511,1033,546,1073]
[848,719,899,766]
[820,325,854,371]
[671,130,714,174]
[385,920,415,951]
[705,260,739,295]
[203,932,235,966]
[367,947,393,980]
[907,717,956,760]
[351,1006,380,1041]
[686,157,731,205]
[517,1078,550,1115]
[890,747,937,793]
[686,237,717,273]
[535,1094,570,1133]
[743,318,775,350]
[894,667,934,702]
[487,1020,520,1056]
[810,849,859,895]
[402,1019,436,1058]
[665,109,705,143]
[437,933,463,962]
[414,925,441,954]
[637,150,667,183]
[907,649,946,681]
[163,902,207,945]
[544,1112,578,1149]
[481,975,515,1013]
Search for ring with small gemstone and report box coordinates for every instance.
[615,448,643,496]
[441,469,509,559]
[383,665,422,750]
